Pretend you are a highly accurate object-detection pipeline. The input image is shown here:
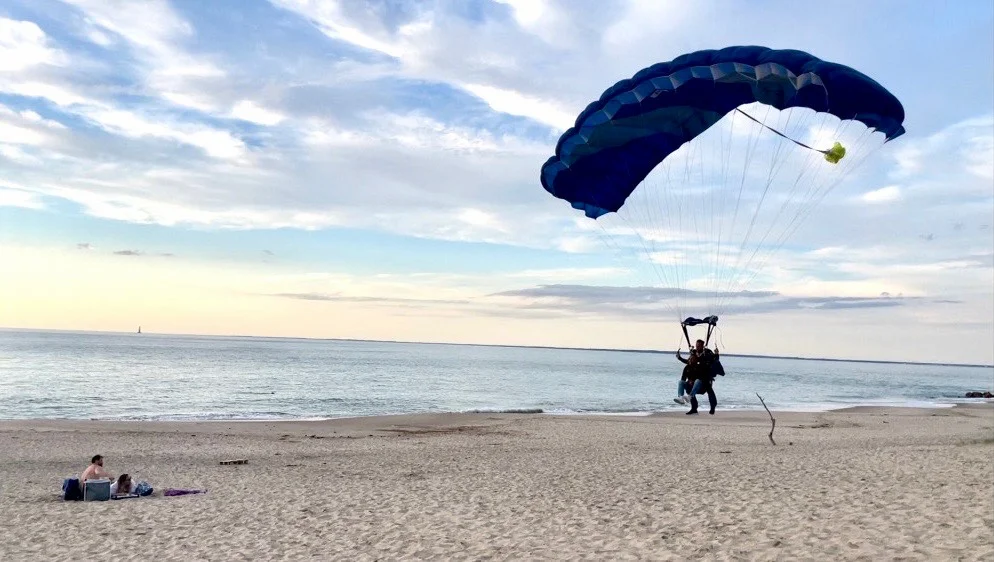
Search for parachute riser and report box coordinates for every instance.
[734,108,846,163]
[680,315,719,349]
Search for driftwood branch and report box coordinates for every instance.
[756,393,776,445]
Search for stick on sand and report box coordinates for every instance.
[756,393,776,445]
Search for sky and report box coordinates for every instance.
[0,0,992,365]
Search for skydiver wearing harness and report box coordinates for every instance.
[671,316,725,415]
[676,340,722,415]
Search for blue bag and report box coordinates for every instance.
[62,477,83,501]
[135,481,154,496]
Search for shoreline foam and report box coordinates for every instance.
[1,397,985,423]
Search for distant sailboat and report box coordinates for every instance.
[137,326,141,334]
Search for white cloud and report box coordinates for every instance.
[890,114,994,186]
[82,25,114,48]
[0,18,65,72]
[303,124,377,147]
[775,276,918,299]
[649,250,686,265]
[493,0,549,28]
[892,144,922,178]
[804,245,893,261]
[962,126,994,180]
[0,18,95,115]
[456,208,505,232]
[79,107,248,161]
[758,243,994,312]
[0,104,70,161]
[271,0,406,59]
[505,267,628,281]
[256,265,641,311]
[859,185,901,204]
[0,187,44,209]
[36,182,344,230]
[304,110,547,155]
[460,83,575,130]
[0,122,46,146]
[230,100,286,126]
[61,0,189,51]
[16,109,67,129]
[0,8,249,163]
[553,235,601,254]
[371,111,503,152]
[0,144,41,165]
[836,259,988,277]
[0,81,94,108]
[160,91,216,113]
[268,0,585,130]
[60,0,227,114]
[600,0,696,53]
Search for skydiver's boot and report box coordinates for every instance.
[686,394,699,415]
[707,388,717,415]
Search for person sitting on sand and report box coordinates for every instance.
[111,473,136,496]
[80,454,113,482]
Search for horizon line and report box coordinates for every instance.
[2,326,992,369]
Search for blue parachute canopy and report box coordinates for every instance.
[540,46,906,219]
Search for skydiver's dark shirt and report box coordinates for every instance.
[677,349,719,382]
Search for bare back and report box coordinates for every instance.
[80,463,110,482]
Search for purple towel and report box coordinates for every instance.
[164,488,207,497]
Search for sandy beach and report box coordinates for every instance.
[1,404,991,561]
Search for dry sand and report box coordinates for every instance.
[1,404,992,561]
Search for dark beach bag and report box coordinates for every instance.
[62,477,83,501]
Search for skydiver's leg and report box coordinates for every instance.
[707,385,717,415]
[686,392,699,414]
[686,381,699,414]
[690,379,703,395]
[674,380,688,404]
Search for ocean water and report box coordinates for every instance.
[1,329,991,421]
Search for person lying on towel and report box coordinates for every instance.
[111,474,136,496]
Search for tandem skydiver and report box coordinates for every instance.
[674,339,724,415]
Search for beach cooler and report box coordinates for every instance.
[83,479,111,501]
